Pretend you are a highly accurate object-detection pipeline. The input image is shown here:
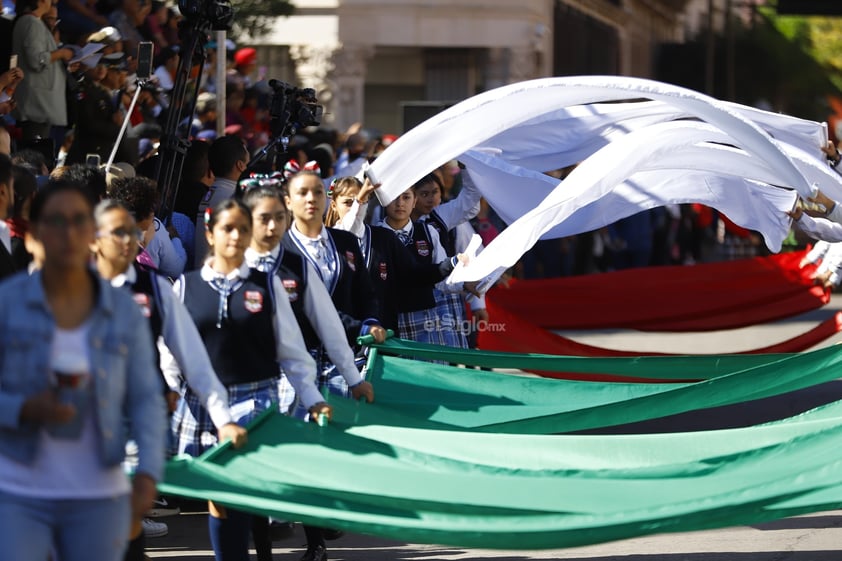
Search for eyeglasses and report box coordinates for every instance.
[39,213,93,231]
[98,227,143,243]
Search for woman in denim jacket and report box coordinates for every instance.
[0,179,167,561]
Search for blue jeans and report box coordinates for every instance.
[0,489,131,561]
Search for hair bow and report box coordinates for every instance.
[327,177,339,198]
[239,171,285,192]
[283,159,321,179]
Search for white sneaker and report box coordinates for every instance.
[147,496,180,518]
[142,518,168,538]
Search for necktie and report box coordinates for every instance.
[396,230,412,247]
[309,239,326,266]
[255,255,276,273]
[209,275,234,328]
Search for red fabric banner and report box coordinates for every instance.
[487,250,828,332]
[478,300,842,381]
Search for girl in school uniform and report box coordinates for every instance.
[325,176,461,334]
[283,170,387,392]
[241,179,375,410]
[283,170,386,561]
[406,172,483,348]
[376,182,478,347]
[241,178,376,561]
[173,197,331,561]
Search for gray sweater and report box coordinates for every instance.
[12,14,67,126]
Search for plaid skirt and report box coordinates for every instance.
[398,289,468,349]
[171,377,279,457]
[285,347,367,420]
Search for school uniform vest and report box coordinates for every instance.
[275,248,320,350]
[283,228,380,344]
[181,269,277,386]
[424,211,456,257]
[129,263,168,393]
[394,222,439,313]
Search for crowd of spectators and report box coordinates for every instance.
[0,0,283,171]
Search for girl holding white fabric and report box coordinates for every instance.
[326,176,461,333]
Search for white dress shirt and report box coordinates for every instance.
[111,265,233,428]
[174,259,324,409]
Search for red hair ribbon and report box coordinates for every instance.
[283,159,321,179]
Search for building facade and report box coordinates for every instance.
[248,0,708,134]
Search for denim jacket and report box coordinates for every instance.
[0,271,166,481]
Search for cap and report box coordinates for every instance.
[101,162,136,188]
[234,47,257,67]
[196,92,216,114]
[88,26,122,45]
[102,52,127,71]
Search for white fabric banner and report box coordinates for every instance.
[449,121,799,284]
[367,76,815,202]
[362,76,835,286]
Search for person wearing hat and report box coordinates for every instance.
[229,47,257,89]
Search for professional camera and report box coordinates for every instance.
[177,0,233,30]
[267,80,324,137]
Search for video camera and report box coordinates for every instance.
[267,80,324,137]
[177,0,233,30]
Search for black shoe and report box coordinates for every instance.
[299,545,327,561]
[322,528,344,541]
[268,520,296,541]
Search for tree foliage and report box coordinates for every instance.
[229,0,295,40]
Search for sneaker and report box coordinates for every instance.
[299,545,327,561]
[141,518,168,538]
[147,496,180,518]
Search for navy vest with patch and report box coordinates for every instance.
[276,249,319,350]
[181,269,278,386]
[129,263,167,392]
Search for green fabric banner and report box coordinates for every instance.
[160,400,842,550]
[159,342,842,549]
[356,344,842,433]
[363,336,791,379]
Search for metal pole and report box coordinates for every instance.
[106,84,143,172]
[705,0,716,96]
[216,30,226,138]
[726,0,735,101]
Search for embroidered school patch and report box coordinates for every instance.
[379,262,388,280]
[415,240,430,257]
[345,251,356,271]
[132,293,152,318]
[282,279,299,302]
[244,290,264,313]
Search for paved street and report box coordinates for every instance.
[147,293,842,560]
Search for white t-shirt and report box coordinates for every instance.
[0,322,130,498]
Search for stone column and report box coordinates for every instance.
[507,46,541,83]
[329,44,374,131]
